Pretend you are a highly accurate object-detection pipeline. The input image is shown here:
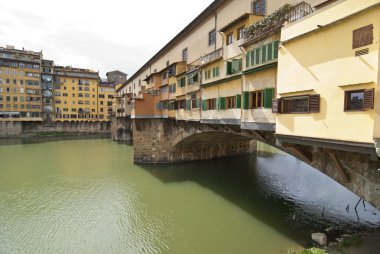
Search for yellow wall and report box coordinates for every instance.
[276,3,380,143]
[55,77,99,122]
[97,85,115,122]
[0,65,42,120]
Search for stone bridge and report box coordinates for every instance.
[132,118,380,209]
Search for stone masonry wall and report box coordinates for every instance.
[0,121,111,138]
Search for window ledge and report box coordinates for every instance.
[338,81,374,88]
[279,89,314,96]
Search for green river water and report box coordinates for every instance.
[0,138,379,254]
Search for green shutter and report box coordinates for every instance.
[274,41,279,59]
[186,100,191,110]
[217,97,226,110]
[262,45,267,63]
[236,94,241,109]
[264,88,275,108]
[242,91,250,109]
[255,48,261,65]
[227,61,232,75]
[221,97,226,110]
[216,67,219,77]
[238,59,242,71]
[267,43,273,61]
[196,99,201,109]
[202,100,207,111]
[246,52,251,68]
[250,51,255,66]
[173,84,176,93]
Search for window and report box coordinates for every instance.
[178,77,186,88]
[226,59,242,75]
[237,26,245,40]
[353,24,373,49]
[246,41,279,68]
[226,96,236,109]
[182,48,188,61]
[251,0,265,15]
[273,94,320,114]
[213,67,219,78]
[187,72,199,84]
[5,69,10,75]
[190,93,199,109]
[209,29,216,46]
[207,98,216,110]
[13,70,17,76]
[226,32,233,45]
[250,91,264,109]
[344,89,374,111]
[205,70,211,80]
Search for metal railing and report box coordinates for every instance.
[243,2,313,44]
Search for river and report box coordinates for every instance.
[0,138,379,253]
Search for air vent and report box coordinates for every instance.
[355,48,369,57]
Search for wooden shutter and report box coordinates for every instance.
[264,88,274,108]
[242,91,250,109]
[353,24,373,49]
[218,97,226,110]
[272,98,282,113]
[226,61,232,75]
[363,88,375,110]
[308,94,320,113]
[236,94,242,109]
[196,99,201,109]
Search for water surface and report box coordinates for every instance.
[0,139,378,254]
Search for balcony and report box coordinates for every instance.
[201,48,223,66]
[241,2,313,45]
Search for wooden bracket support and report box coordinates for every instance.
[327,151,350,183]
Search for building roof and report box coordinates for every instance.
[120,0,227,91]
[219,13,252,33]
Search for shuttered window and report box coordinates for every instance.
[264,88,275,108]
[272,99,281,113]
[363,89,375,110]
[344,89,374,111]
[309,94,320,113]
[246,41,279,68]
[226,59,242,75]
[242,91,250,109]
[353,25,373,49]
[236,94,242,109]
[273,94,321,114]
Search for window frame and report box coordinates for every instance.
[208,29,216,46]
[226,32,233,46]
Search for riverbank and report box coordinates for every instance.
[292,228,380,254]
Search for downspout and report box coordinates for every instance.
[239,45,245,127]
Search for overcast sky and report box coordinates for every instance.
[0,0,214,78]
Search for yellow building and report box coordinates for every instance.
[97,81,115,122]
[0,45,42,121]
[275,0,379,155]
[54,66,99,122]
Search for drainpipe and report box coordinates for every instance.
[239,45,245,127]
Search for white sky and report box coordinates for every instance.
[0,0,214,78]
